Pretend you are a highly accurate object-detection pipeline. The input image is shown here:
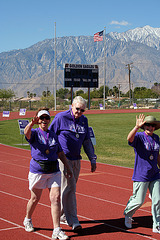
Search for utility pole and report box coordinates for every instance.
[125,63,133,105]
[118,83,121,107]
[54,22,57,111]
[132,83,134,103]
[103,27,106,110]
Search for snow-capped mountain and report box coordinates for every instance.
[0,25,160,96]
[109,25,160,50]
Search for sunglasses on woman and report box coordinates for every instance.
[39,115,50,120]
[144,123,156,127]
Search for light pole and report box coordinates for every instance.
[125,63,133,105]
[54,22,57,111]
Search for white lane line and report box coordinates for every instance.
[0,173,28,181]
[0,151,30,160]
[0,190,50,208]
[0,171,132,193]
[0,217,51,239]
[0,191,155,240]
[0,160,29,169]
[79,177,132,191]
[77,192,151,214]
[0,226,20,232]
[77,215,158,240]
[81,167,132,179]
[0,190,151,214]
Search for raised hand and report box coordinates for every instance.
[31,116,39,126]
[136,114,146,128]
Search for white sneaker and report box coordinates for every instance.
[153,226,160,233]
[125,215,133,229]
[60,217,69,226]
[149,193,152,200]
[23,218,34,232]
[52,228,69,240]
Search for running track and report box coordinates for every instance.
[0,143,160,240]
[1,108,160,121]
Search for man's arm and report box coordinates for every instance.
[83,138,97,172]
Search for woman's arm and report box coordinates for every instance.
[24,116,39,140]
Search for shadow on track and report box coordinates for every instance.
[66,215,152,238]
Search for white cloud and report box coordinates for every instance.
[110,20,130,26]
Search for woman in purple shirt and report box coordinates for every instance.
[23,107,72,240]
[124,114,160,234]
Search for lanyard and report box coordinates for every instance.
[144,132,155,152]
[39,128,49,147]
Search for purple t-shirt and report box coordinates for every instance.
[26,128,62,173]
[129,131,160,182]
[49,110,90,160]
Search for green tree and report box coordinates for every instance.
[0,89,15,101]
[134,87,159,99]
[97,85,109,98]
[42,91,47,97]
[27,91,30,98]
[113,86,119,98]
[75,90,84,96]
[56,88,70,99]
[40,94,55,108]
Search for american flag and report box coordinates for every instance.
[94,30,104,42]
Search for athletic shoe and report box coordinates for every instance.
[149,193,152,200]
[60,216,69,226]
[153,226,160,233]
[72,223,82,232]
[51,228,69,239]
[23,218,34,232]
[124,215,133,229]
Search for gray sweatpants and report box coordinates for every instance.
[124,179,160,228]
[58,159,81,226]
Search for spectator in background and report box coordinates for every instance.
[49,96,97,232]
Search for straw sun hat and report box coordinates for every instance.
[141,115,160,130]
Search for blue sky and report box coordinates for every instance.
[1,0,160,53]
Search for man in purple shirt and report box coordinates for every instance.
[49,96,97,232]
[124,114,160,234]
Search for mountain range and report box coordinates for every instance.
[0,25,160,97]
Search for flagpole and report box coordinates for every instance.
[54,22,57,111]
[103,27,106,110]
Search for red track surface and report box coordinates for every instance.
[0,108,160,121]
[0,143,160,240]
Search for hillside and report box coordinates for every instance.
[0,25,160,97]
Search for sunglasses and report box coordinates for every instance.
[76,107,85,113]
[144,123,156,127]
[39,115,50,120]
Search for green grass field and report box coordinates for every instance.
[1,112,160,168]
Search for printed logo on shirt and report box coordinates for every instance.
[69,123,76,132]
[69,123,85,133]
[38,134,46,144]
[38,133,55,146]
[144,141,159,151]
[49,138,56,146]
